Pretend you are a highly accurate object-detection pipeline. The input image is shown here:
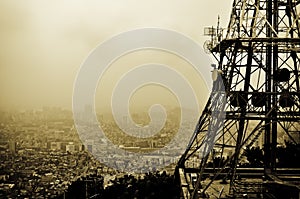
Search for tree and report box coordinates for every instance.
[243,147,263,167]
[276,141,300,168]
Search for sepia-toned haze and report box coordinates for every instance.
[0,0,231,111]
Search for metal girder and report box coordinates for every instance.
[176,0,300,198]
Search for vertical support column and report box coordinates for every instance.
[230,43,253,194]
[264,0,273,172]
[271,0,279,172]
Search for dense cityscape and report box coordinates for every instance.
[1,107,298,198]
[0,107,193,198]
[0,107,103,198]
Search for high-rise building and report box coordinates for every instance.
[85,140,94,153]
[9,140,16,154]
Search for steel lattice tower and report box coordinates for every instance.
[176,0,300,198]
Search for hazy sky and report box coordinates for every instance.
[0,0,231,111]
